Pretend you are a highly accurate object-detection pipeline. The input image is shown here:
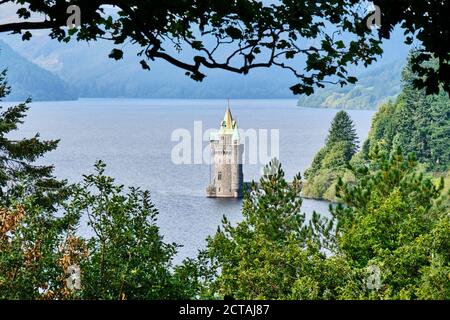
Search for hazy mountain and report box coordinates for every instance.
[0,40,77,101]
[0,26,410,101]
[297,59,404,110]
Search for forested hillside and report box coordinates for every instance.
[0,40,76,101]
[297,60,404,110]
[361,61,450,173]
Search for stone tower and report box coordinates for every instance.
[206,107,243,198]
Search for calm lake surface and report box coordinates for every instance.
[12,99,375,261]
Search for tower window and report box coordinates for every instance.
[218,172,222,180]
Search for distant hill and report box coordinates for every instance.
[0,40,77,101]
[297,60,404,110]
[297,59,404,110]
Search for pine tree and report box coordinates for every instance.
[0,70,66,210]
[303,111,359,200]
[205,159,310,299]
[326,110,359,155]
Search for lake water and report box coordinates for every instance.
[11,99,375,261]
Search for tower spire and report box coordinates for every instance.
[223,99,233,129]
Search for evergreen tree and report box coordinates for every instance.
[205,159,306,298]
[303,111,359,200]
[203,153,449,300]
[0,70,66,210]
[326,110,359,155]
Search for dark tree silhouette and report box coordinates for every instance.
[0,0,448,95]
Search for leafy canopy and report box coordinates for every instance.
[0,1,448,96]
[67,161,197,299]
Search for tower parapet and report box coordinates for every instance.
[206,106,243,198]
